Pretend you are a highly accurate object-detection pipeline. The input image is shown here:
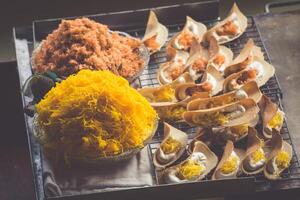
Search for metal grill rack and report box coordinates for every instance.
[128,16,300,190]
[13,2,300,199]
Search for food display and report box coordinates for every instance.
[184,38,211,80]
[187,81,262,110]
[139,3,291,182]
[240,127,268,175]
[153,93,204,122]
[139,84,177,103]
[263,130,292,179]
[183,98,260,127]
[224,39,264,77]
[259,95,285,138]
[223,56,275,92]
[166,16,207,56]
[204,3,247,44]
[139,72,195,103]
[225,123,250,143]
[32,18,148,82]
[163,141,218,183]
[206,37,234,73]
[157,51,190,84]
[24,3,295,197]
[153,123,188,170]
[143,11,168,54]
[212,140,244,180]
[34,70,158,161]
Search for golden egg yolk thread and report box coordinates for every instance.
[275,150,290,169]
[178,161,204,180]
[153,85,175,102]
[36,70,158,159]
[268,111,283,129]
[220,155,238,174]
[161,137,182,154]
[251,149,266,164]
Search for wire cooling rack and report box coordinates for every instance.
[126,17,300,191]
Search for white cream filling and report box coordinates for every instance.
[235,88,248,100]
[264,126,272,134]
[225,105,246,119]
[271,158,280,174]
[165,169,186,183]
[248,61,264,79]
[190,152,207,163]
[174,38,185,50]
[175,74,188,83]
[215,51,227,73]
[188,66,200,80]
[164,152,207,183]
[174,53,188,64]
[207,74,217,91]
[156,148,177,164]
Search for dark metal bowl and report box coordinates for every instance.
[32,114,158,165]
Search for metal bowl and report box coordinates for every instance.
[32,114,157,165]
[31,30,150,84]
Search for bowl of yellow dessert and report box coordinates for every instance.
[33,69,158,164]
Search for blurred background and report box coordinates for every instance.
[1,0,300,62]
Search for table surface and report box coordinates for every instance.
[0,61,36,200]
[255,11,300,157]
[1,11,300,200]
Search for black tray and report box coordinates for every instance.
[13,1,300,199]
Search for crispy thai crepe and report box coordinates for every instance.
[143,11,169,54]
[204,3,247,44]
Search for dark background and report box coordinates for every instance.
[0,0,293,62]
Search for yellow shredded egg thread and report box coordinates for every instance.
[197,112,229,126]
[36,70,158,158]
[153,85,175,102]
[275,150,290,169]
[220,155,238,174]
[161,137,182,154]
[268,111,284,129]
[251,149,266,163]
[178,161,204,180]
[156,105,186,121]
